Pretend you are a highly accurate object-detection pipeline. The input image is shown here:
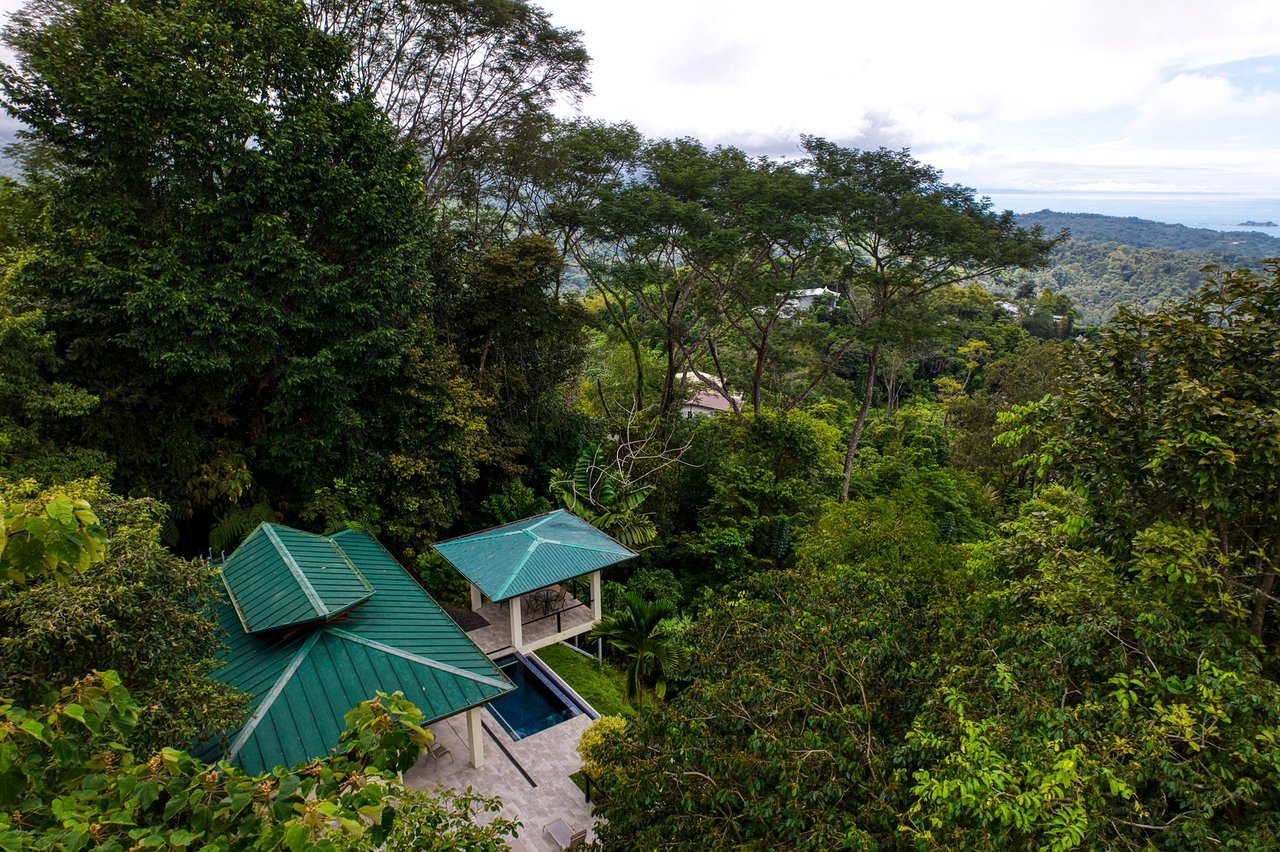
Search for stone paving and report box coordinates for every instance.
[466,595,596,657]
[403,706,595,851]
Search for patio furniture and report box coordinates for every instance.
[544,818,587,850]
[427,740,453,763]
[546,583,568,611]
[529,584,565,615]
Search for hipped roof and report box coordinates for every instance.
[202,526,511,774]
[220,524,374,634]
[432,509,635,601]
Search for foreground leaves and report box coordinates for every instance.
[0,673,516,851]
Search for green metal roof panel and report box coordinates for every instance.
[202,526,512,773]
[432,509,636,601]
[220,628,509,775]
[328,529,506,676]
[219,524,373,634]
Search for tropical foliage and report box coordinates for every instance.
[1,478,245,755]
[2,1,1279,848]
[590,592,686,703]
[551,444,657,548]
[0,673,516,850]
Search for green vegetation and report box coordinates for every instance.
[586,265,1280,849]
[536,644,633,718]
[0,673,516,850]
[3,1,1280,849]
[1009,211,1280,322]
[1016,209,1280,255]
[590,593,686,703]
[1,479,245,754]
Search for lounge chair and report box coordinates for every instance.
[544,818,587,850]
[427,740,453,763]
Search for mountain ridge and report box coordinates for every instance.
[1013,209,1280,257]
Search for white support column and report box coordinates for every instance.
[591,570,602,622]
[470,582,483,613]
[510,596,523,651]
[466,707,485,768]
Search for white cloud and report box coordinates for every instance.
[1136,72,1280,126]
[0,0,1276,195]
[541,0,1280,194]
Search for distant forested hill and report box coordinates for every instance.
[1007,211,1280,323]
[1015,210,1280,255]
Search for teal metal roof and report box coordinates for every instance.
[432,509,636,601]
[220,523,374,634]
[201,525,512,774]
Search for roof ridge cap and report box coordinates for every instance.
[524,511,562,531]
[543,538,636,556]
[326,538,374,594]
[226,630,322,762]
[220,569,254,633]
[262,525,329,618]
[326,628,510,691]
[493,536,540,599]
[432,509,565,547]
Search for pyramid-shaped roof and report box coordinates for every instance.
[220,523,374,634]
[432,509,636,601]
[202,525,511,774]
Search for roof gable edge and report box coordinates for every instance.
[262,524,328,619]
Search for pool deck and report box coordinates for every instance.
[404,684,596,850]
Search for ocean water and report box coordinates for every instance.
[981,191,1280,236]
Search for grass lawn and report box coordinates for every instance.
[536,644,634,718]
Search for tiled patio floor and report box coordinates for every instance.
[403,706,595,851]
[466,596,596,656]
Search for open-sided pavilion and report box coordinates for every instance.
[432,509,636,656]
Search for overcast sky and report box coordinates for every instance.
[538,0,1280,198]
[0,0,1277,199]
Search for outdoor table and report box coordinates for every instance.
[530,587,558,615]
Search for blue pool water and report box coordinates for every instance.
[486,654,580,740]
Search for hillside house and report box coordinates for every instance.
[202,523,512,771]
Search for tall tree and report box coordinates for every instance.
[798,139,1060,499]
[0,293,104,483]
[579,139,828,416]
[1005,262,1280,642]
[587,496,966,847]
[904,487,1280,849]
[433,232,589,495]
[2,0,433,542]
[306,0,590,204]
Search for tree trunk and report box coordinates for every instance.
[659,337,679,415]
[628,335,645,412]
[751,346,766,415]
[476,328,495,376]
[1252,565,1275,641]
[840,343,880,502]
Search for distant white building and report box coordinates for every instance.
[779,287,837,316]
[681,388,738,417]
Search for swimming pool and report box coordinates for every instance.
[485,654,581,740]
